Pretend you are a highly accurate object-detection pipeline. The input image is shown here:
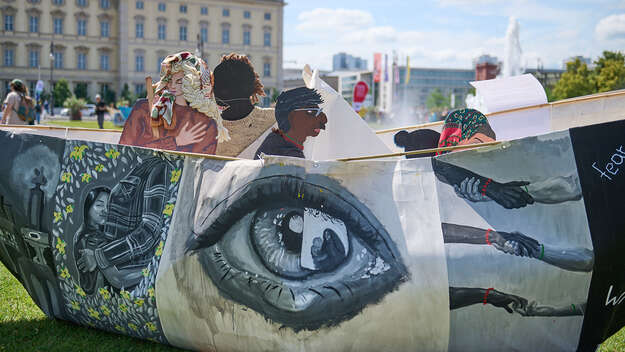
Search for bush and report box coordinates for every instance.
[53,79,72,107]
[63,96,87,121]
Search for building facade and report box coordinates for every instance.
[474,54,500,81]
[396,66,475,109]
[332,52,367,72]
[0,0,284,105]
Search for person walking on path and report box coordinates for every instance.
[2,79,32,125]
[95,94,107,129]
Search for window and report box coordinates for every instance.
[53,0,64,4]
[4,15,14,31]
[135,55,144,72]
[158,24,166,40]
[77,0,87,6]
[77,52,86,69]
[264,31,271,47]
[222,28,229,44]
[158,2,165,11]
[29,16,39,33]
[263,62,271,77]
[200,26,208,43]
[100,21,109,37]
[134,83,145,96]
[29,50,39,68]
[243,28,251,45]
[201,7,208,15]
[180,4,187,13]
[4,49,14,67]
[244,10,251,19]
[179,26,187,41]
[100,54,109,71]
[222,8,229,17]
[157,56,165,72]
[77,19,86,36]
[264,12,271,20]
[136,1,143,9]
[54,52,64,69]
[135,22,144,38]
[100,0,110,9]
[53,18,63,34]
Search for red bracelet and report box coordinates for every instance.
[483,287,494,305]
[485,229,493,245]
[481,178,492,196]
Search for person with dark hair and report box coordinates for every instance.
[437,108,496,155]
[254,87,326,159]
[2,79,32,125]
[213,53,276,157]
[74,187,111,294]
[394,129,441,159]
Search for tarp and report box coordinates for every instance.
[0,119,624,351]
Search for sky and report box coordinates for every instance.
[283,0,625,71]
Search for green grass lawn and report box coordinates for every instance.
[43,120,123,130]
[1,262,623,352]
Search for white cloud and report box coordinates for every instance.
[595,14,625,40]
[296,8,374,32]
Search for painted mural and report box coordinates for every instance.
[0,119,624,351]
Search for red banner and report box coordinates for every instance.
[373,53,382,83]
[352,81,369,112]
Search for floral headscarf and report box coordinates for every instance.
[151,51,230,142]
[437,108,495,154]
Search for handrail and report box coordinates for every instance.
[374,88,625,135]
[336,141,502,161]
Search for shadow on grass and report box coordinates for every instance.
[0,317,185,352]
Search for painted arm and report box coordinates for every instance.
[455,174,582,204]
[515,301,585,316]
[432,158,534,209]
[449,287,528,313]
[442,223,594,272]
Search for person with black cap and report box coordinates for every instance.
[254,87,327,159]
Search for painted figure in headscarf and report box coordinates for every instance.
[119,52,228,154]
[254,87,327,159]
[437,108,496,154]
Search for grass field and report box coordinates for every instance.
[0,263,623,351]
[43,120,123,130]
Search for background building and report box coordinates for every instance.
[0,0,285,105]
[474,54,500,81]
[396,66,475,109]
[332,52,367,72]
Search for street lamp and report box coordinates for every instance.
[49,41,54,115]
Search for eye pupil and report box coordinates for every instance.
[280,211,303,253]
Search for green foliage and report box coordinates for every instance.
[102,89,116,105]
[63,96,87,121]
[53,79,72,107]
[74,83,89,100]
[594,51,625,93]
[552,51,625,100]
[120,83,136,105]
[426,88,450,112]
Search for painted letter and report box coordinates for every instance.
[617,145,625,155]
[592,162,612,180]
[611,153,625,165]
[606,163,619,175]
[606,285,618,306]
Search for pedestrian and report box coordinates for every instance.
[2,79,34,125]
[95,94,107,129]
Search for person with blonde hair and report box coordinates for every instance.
[119,52,227,154]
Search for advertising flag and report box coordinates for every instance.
[405,56,411,85]
[373,53,382,83]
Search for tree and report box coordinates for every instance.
[53,79,72,107]
[74,82,88,100]
[552,58,595,101]
[63,96,87,121]
[426,88,450,112]
[101,88,116,105]
[594,51,625,93]
[120,83,135,104]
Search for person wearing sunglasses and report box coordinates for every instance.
[254,87,327,159]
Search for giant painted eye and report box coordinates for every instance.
[188,169,408,331]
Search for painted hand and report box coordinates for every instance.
[77,249,97,272]
[491,230,540,257]
[454,177,490,202]
[175,122,207,147]
[487,289,528,314]
[484,180,534,209]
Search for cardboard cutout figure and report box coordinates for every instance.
[212,53,276,157]
[119,52,227,155]
[254,87,327,159]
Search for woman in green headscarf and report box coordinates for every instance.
[437,108,496,154]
